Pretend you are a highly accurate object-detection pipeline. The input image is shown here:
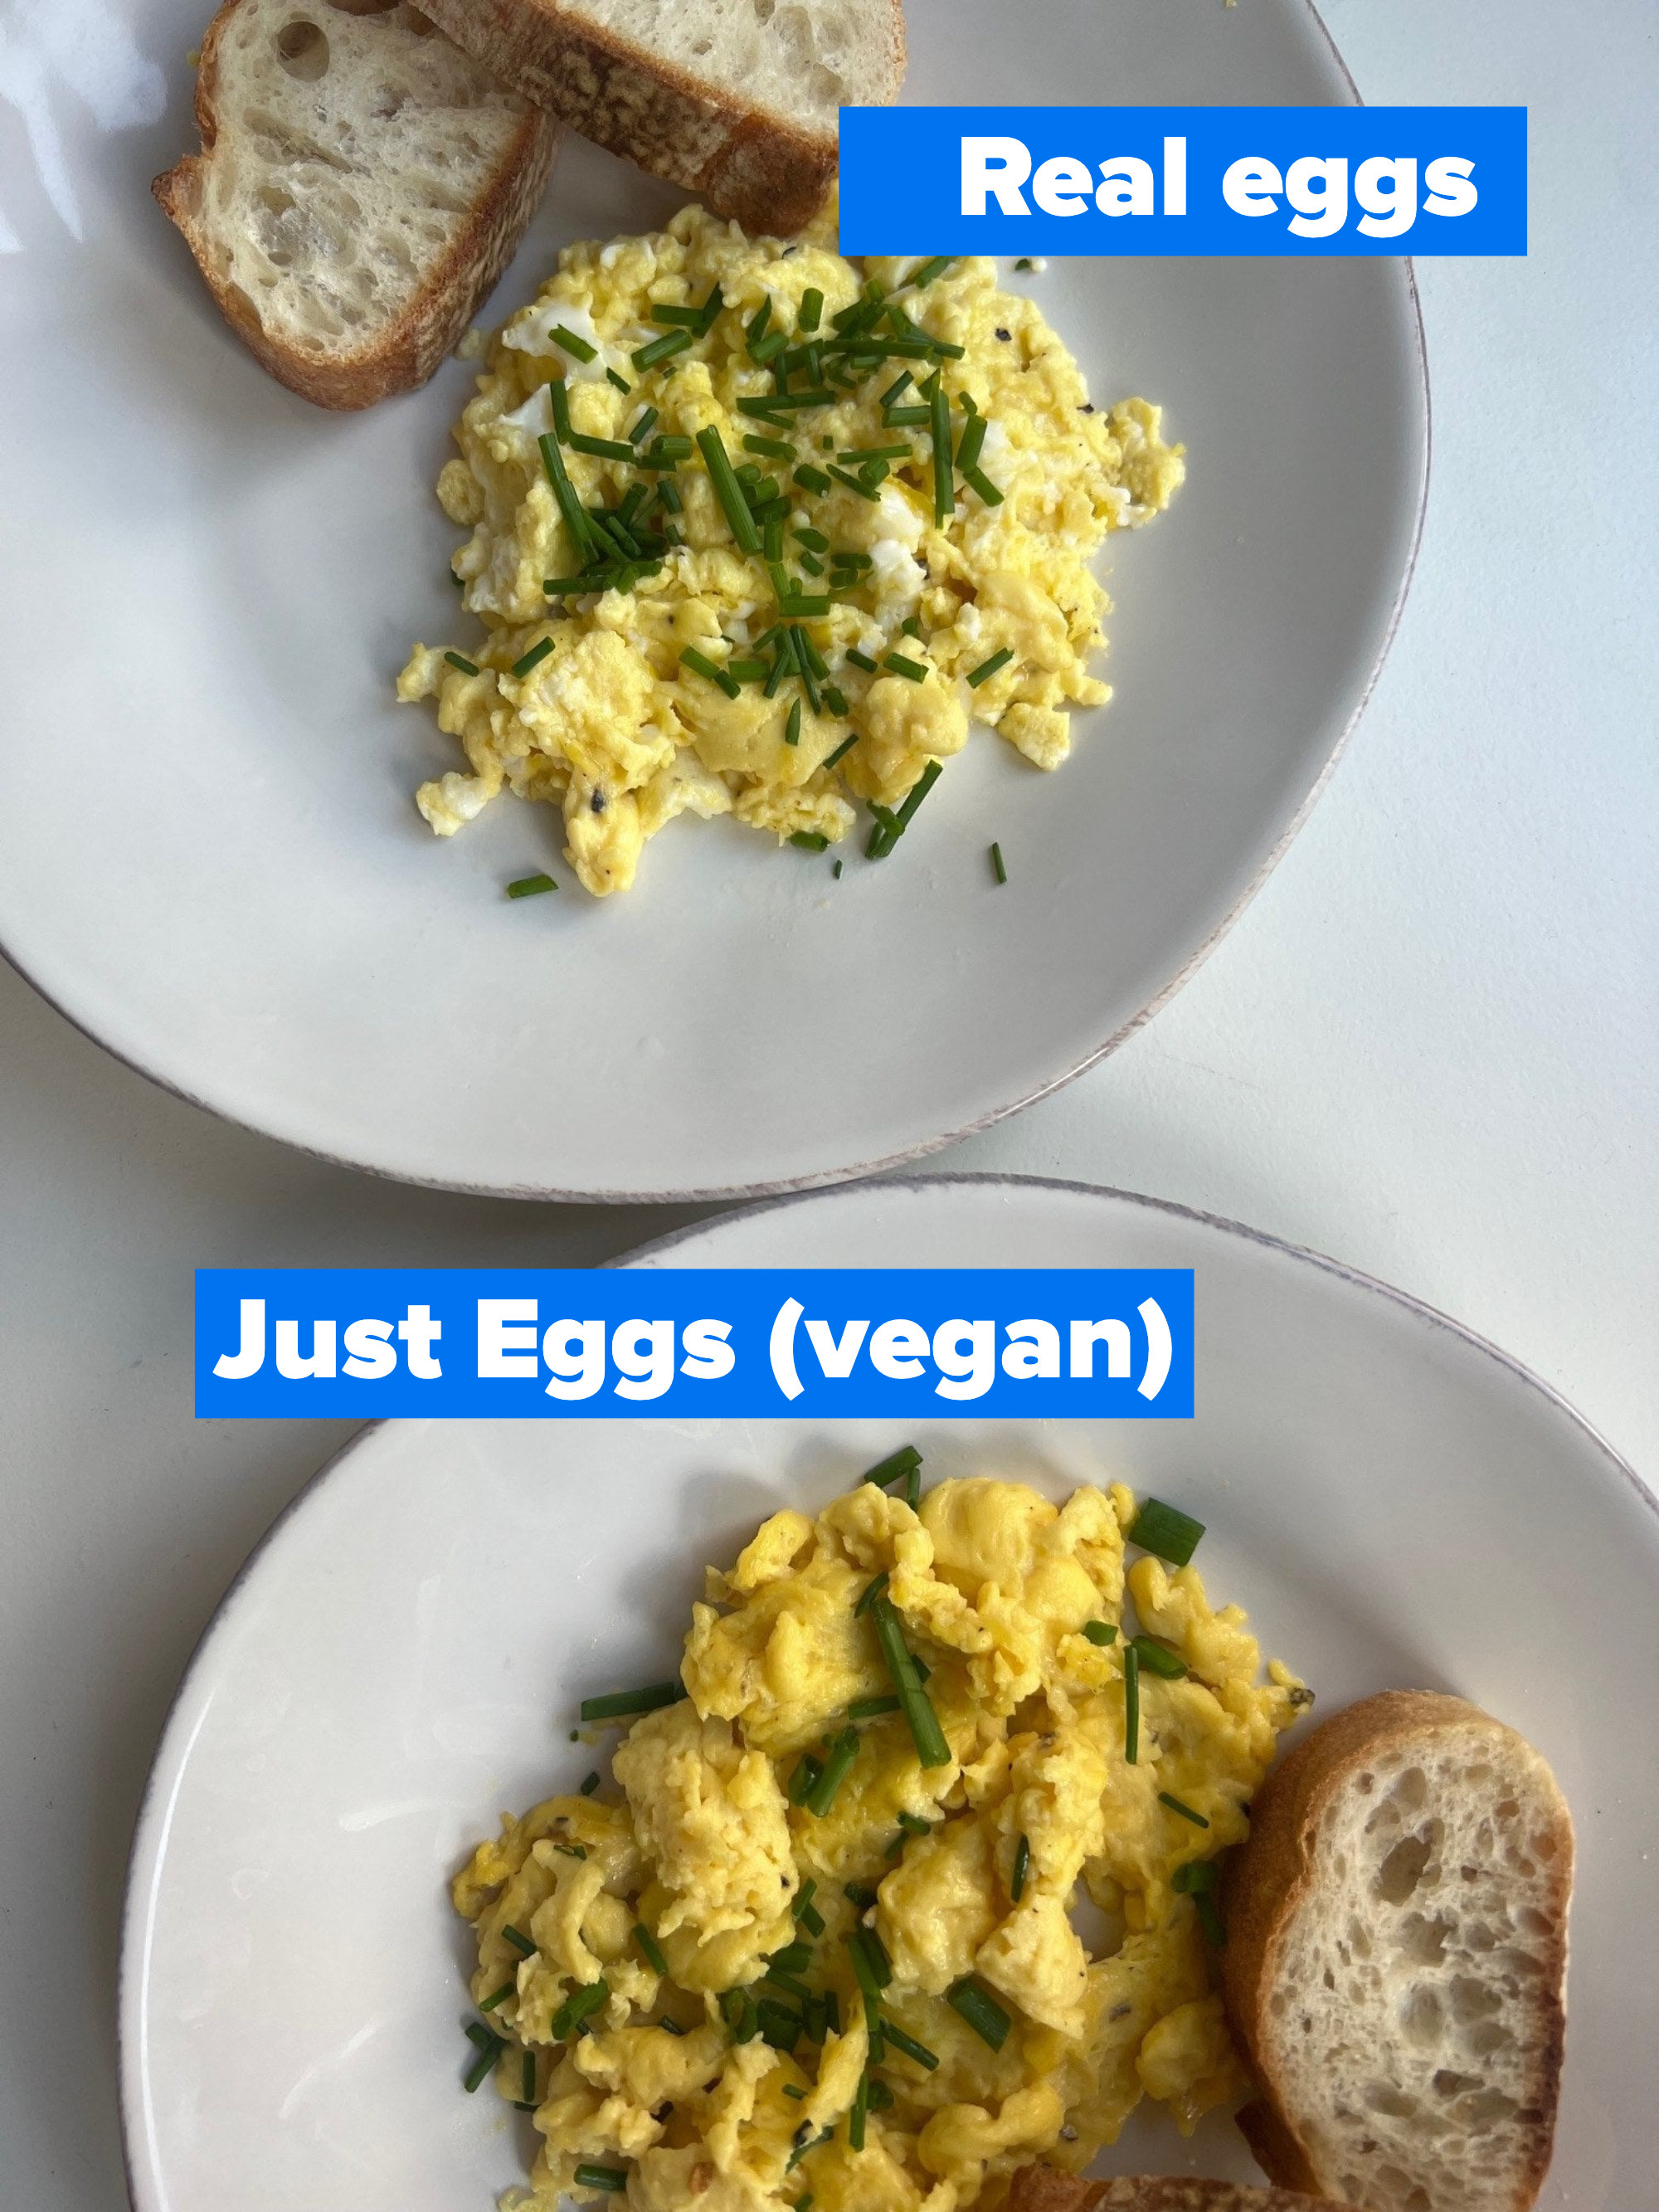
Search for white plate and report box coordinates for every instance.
[0,2,1424,1200]
[121,1176,1655,2211]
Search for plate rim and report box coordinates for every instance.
[115,1169,1649,2212]
[5,0,1430,1207]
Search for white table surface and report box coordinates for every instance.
[3,3,1655,2205]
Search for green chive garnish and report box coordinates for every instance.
[1129,1498,1206,1566]
[463,2025,504,2091]
[1131,1635,1189,1680]
[1082,1619,1117,1646]
[963,465,1004,507]
[549,323,597,362]
[848,2068,868,2152]
[681,646,741,699]
[871,1596,951,1768]
[659,2016,686,2035]
[539,431,597,561]
[634,1922,669,1975]
[606,368,631,393]
[822,685,849,716]
[883,652,927,682]
[568,433,637,462]
[930,382,953,524]
[1124,1643,1141,1765]
[845,649,879,675]
[551,1979,610,2040]
[946,1977,1011,2050]
[784,699,802,748]
[848,1931,885,2030]
[631,329,693,370]
[854,1570,890,1617]
[789,1752,825,1803]
[695,426,762,554]
[825,463,882,503]
[1015,256,1034,271]
[573,2164,629,2193]
[848,1693,901,1721]
[793,464,832,494]
[512,638,554,679]
[845,1880,878,1910]
[798,287,824,332]
[627,406,659,446]
[864,1445,922,1490]
[728,657,770,683]
[881,2015,939,2070]
[443,650,479,676]
[824,737,860,778]
[479,1981,515,2012]
[580,1682,684,1722]
[1010,1833,1030,1903]
[784,2083,806,2100]
[503,1926,536,1957]
[789,830,830,851]
[908,256,953,290]
[580,1771,601,1795]
[796,1899,825,1937]
[805,1727,859,1815]
[990,841,1007,885]
[1159,1791,1210,1828]
[745,433,797,460]
[553,1842,587,1860]
[967,647,1014,688]
[956,412,989,474]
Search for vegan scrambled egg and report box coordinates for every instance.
[400,204,1183,897]
[453,1474,1307,2212]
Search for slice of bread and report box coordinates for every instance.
[413,0,905,235]
[1009,2170,1360,2212]
[154,0,561,409]
[1221,1693,1572,2212]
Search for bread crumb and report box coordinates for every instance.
[186,46,200,66]
[455,328,486,361]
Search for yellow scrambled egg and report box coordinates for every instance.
[400,202,1183,896]
[453,1478,1307,2212]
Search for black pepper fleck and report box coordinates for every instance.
[591,792,606,813]
[1080,402,1096,414]
[995,328,1011,342]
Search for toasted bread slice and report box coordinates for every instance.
[1009,2170,1360,2212]
[1220,1692,1572,2212]
[413,0,905,234]
[154,0,561,409]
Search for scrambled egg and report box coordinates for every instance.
[454,1477,1307,2212]
[401,203,1183,896]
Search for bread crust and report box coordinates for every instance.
[153,0,561,411]
[1219,1691,1573,2212]
[1008,2166,1360,2212]
[416,0,905,234]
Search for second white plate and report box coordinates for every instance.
[121,1179,1656,2211]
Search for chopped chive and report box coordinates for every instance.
[779,595,832,619]
[1159,1791,1211,1829]
[885,406,931,426]
[1010,1833,1030,1903]
[503,1925,537,1957]
[606,367,631,392]
[864,1445,922,1489]
[789,1752,825,1805]
[450,568,465,587]
[568,433,638,462]
[750,329,786,366]
[784,699,802,748]
[848,1932,883,2030]
[463,2027,504,2092]
[845,649,879,674]
[769,1940,813,1976]
[550,324,597,362]
[848,2068,868,2152]
[738,391,834,414]
[822,684,849,716]
[956,412,989,473]
[1082,1618,1117,1646]
[548,376,573,441]
[963,465,1004,507]
[539,431,597,561]
[883,653,927,682]
[649,304,706,329]
[795,528,830,554]
[879,372,915,414]
[786,2127,834,2173]
[680,646,741,699]
[893,758,942,832]
[1129,1498,1207,1566]
[552,1980,610,2040]
[930,381,954,525]
[443,650,479,676]
[573,2165,629,2193]
[798,551,825,576]
[805,1727,859,1815]
[659,2015,686,2035]
[844,1880,878,1910]
[793,464,832,495]
[907,256,953,290]
[784,2083,806,2099]
[1194,1892,1226,1947]
[1124,1642,1141,1765]
[1131,1635,1190,1680]
[553,1842,587,1860]
[989,840,1007,885]
[512,638,554,679]
[1172,1858,1218,1894]
[695,426,762,554]
[580,1771,601,1795]
[1015,256,1034,271]
[848,1693,901,1720]
[646,433,693,461]
[634,1922,669,1975]
[854,1570,890,1617]
[871,1596,951,1768]
[745,433,797,460]
[628,406,659,446]
[479,1981,516,2012]
[900,616,923,641]
[631,328,693,370]
[880,2016,938,2070]
[798,287,824,332]
[839,443,912,465]
[789,831,830,852]
[580,1682,684,1722]
[796,1899,826,1937]
[946,1977,1011,2050]
[764,509,786,562]
[967,646,1014,688]
[825,463,883,503]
